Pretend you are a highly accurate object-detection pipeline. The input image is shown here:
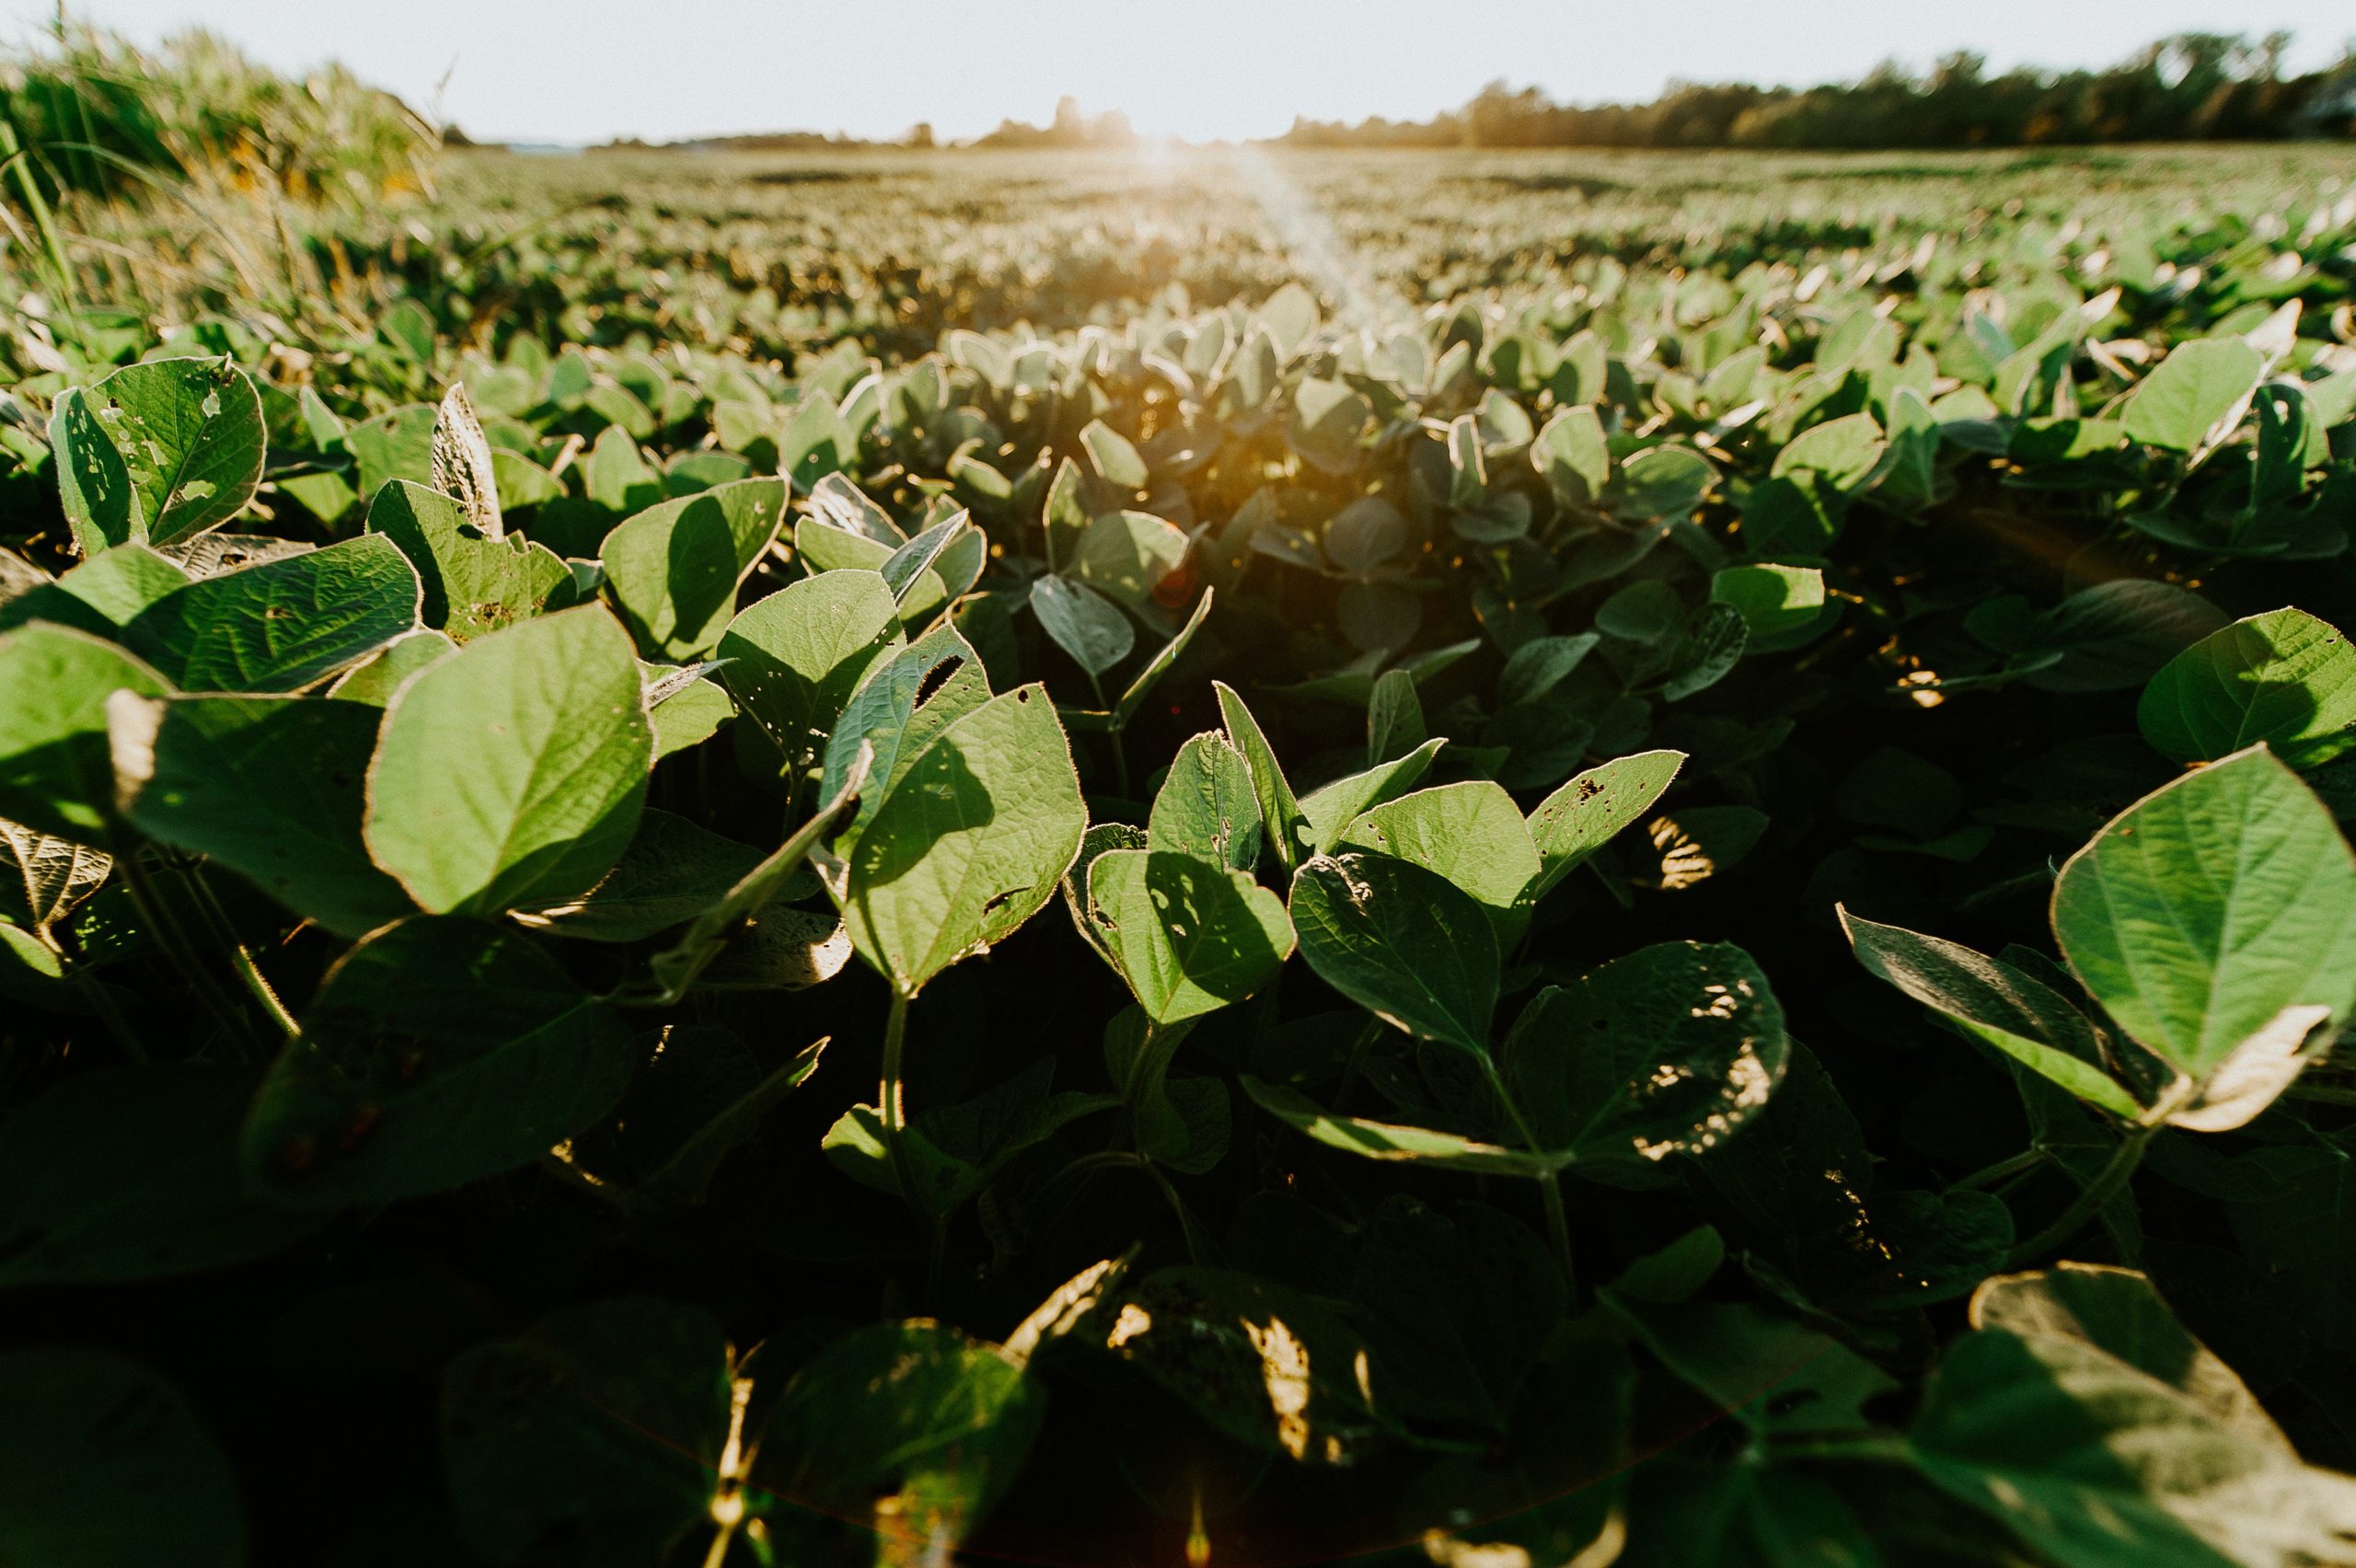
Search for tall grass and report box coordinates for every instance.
[0,23,442,357]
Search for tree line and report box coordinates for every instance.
[1279,33,2355,150]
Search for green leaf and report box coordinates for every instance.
[244,917,634,1207]
[48,387,144,553]
[1971,1263,2290,1447]
[0,1349,245,1568]
[881,513,974,606]
[1071,511,1188,606]
[1297,737,1444,856]
[717,570,901,768]
[366,479,572,643]
[0,624,173,841]
[647,671,733,761]
[54,545,188,625]
[1104,1265,1397,1463]
[1532,405,1609,510]
[2122,337,2266,454]
[325,627,454,705]
[2050,746,2356,1113]
[109,693,414,939]
[754,1320,1043,1555]
[2023,580,2229,694]
[442,1298,733,1564]
[84,357,265,545]
[1086,849,1293,1023]
[1910,1312,2356,1564]
[123,535,420,693]
[364,605,652,917]
[1840,908,2147,1122]
[1367,666,1426,763]
[583,424,661,515]
[779,393,852,493]
[520,809,762,943]
[818,623,990,825]
[1340,780,1541,938]
[1030,573,1133,678]
[1711,563,1827,640]
[1290,851,1498,1055]
[1506,940,1786,1167]
[0,1065,322,1287]
[599,478,786,659]
[1215,680,1311,872]
[1524,749,1685,903]
[647,750,870,1002]
[839,684,1086,996]
[1773,410,1886,490]
[1112,585,1213,729]
[1241,1076,1569,1176]
[1662,602,1750,701]
[1148,732,1263,870]
[1324,496,1408,575]
[348,403,437,502]
[2138,608,2356,770]
[1614,444,1716,519]
[826,1058,1114,1215]
[1080,418,1149,490]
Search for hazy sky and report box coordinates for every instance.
[10,0,2348,144]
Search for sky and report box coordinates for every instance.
[8,0,2350,145]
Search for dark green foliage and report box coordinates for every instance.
[3,144,2356,1568]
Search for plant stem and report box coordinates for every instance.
[115,848,258,1059]
[225,943,299,1038]
[1333,1015,1384,1111]
[1122,1018,1184,1152]
[184,864,297,1039]
[1484,1056,1576,1299]
[1948,1147,2045,1193]
[2005,1124,2155,1269]
[878,987,922,1222]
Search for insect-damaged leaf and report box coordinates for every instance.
[364,605,651,917]
[1524,749,1685,903]
[1505,940,1786,1170]
[80,357,266,545]
[244,917,633,1208]
[48,388,143,554]
[1289,851,1498,1055]
[366,479,571,643]
[1149,732,1263,870]
[719,569,902,768]
[429,382,504,540]
[1086,849,1293,1024]
[1340,780,1540,940]
[838,684,1086,996]
[123,534,420,693]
